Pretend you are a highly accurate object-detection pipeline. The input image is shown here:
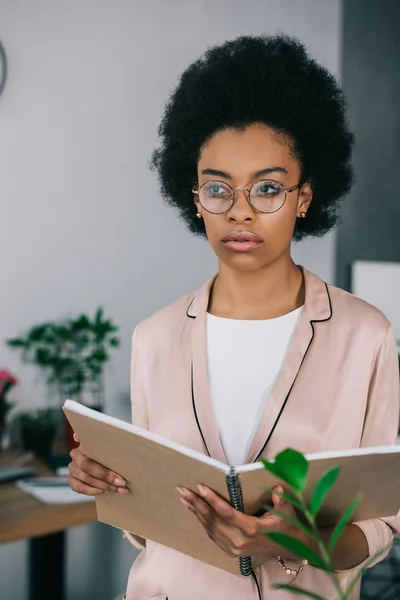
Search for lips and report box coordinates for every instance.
[221,231,263,252]
[222,231,263,243]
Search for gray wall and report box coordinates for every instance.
[0,1,342,599]
[336,0,400,290]
[0,0,341,419]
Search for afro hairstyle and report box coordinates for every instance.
[151,34,354,241]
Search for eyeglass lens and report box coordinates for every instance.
[198,180,286,214]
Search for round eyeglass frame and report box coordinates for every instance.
[192,179,302,215]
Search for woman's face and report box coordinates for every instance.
[195,123,313,273]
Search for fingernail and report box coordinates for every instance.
[180,497,189,508]
[176,487,186,497]
[277,487,284,504]
[117,487,129,494]
[114,477,126,487]
[197,485,207,496]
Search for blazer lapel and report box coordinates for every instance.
[186,268,333,466]
[246,269,333,463]
[187,277,228,464]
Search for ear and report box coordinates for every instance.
[192,184,201,214]
[296,181,313,218]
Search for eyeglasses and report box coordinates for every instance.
[192,179,301,215]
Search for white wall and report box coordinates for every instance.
[0,1,341,598]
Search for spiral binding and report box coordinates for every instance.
[226,467,254,577]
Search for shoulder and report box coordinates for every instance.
[133,289,196,346]
[327,283,392,340]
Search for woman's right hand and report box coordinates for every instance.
[68,433,129,496]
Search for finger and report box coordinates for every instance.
[69,463,128,494]
[179,489,250,556]
[196,486,236,521]
[182,502,238,558]
[67,475,105,496]
[178,490,214,535]
[70,449,126,488]
[271,485,294,513]
[177,488,224,537]
[73,432,79,443]
[185,501,211,532]
[197,485,259,537]
[271,485,285,507]
[178,488,214,522]
[181,494,218,535]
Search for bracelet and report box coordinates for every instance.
[272,556,308,591]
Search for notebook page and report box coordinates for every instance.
[236,444,400,473]
[63,399,229,474]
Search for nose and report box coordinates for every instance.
[226,188,255,223]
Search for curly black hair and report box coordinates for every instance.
[151,34,354,241]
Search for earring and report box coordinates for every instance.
[196,212,202,219]
[300,211,307,219]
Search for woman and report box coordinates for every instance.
[68,35,400,599]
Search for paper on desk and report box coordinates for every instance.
[17,480,94,504]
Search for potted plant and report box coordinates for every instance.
[0,369,17,450]
[262,449,397,598]
[7,308,120,451]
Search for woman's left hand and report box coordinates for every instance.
[177,484,300,559]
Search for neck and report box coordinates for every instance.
[209,255,305,320]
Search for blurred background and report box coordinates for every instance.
[0,1,399,599]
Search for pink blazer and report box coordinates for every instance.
[124,268,400,600]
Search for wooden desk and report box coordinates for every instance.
[0,447,97,600]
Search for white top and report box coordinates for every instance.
[206,307,302,466]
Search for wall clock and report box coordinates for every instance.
[0,40,7,97]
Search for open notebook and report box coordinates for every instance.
[63,400,400,577]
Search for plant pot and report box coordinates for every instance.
[21,424,56,458]
[0,399,13,451]
[0,418,4,451]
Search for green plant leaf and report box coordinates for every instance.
[267,532,328,570]
[328,494,363,553]
[29,324,52,342]
[95,308,104,325]
[311,466,340,516]
[262,448,309,493]
[7,310,118,405]
[266,488,305,512]
[261,459,283,479]
[73,315,90,330]
[21,408,55,429]
[263,507,313,540]
[6,337,27,348]
[271,584,326,600]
